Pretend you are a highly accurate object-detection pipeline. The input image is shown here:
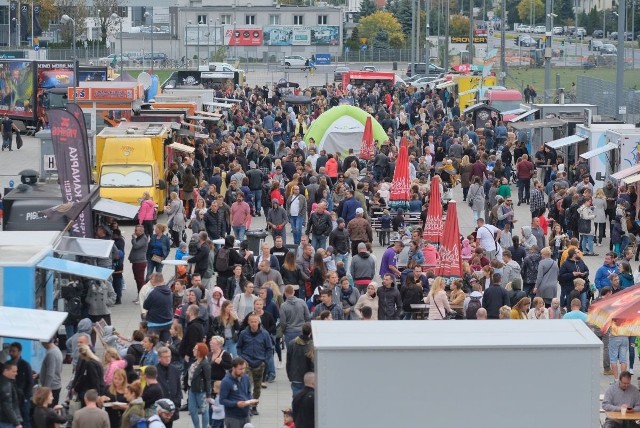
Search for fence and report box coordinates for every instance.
[576,76,640,123]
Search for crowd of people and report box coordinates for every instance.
[1,78,635,428]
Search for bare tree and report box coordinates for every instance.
[55,0,89,45]
[93,0,125,44]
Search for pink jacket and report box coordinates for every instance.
[104,359,127,385]
[138,199,156,223]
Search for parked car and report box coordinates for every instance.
[405,74,426,83]
[406,62,444,77]
[588,40,604,51]
[411,76,439,87]
[334,65,349,81]
[361,65,377,71]
[518,25,532,33]
[608,31,630,40]
[281,55,309,68]
[98,54,130,66]
[533,26,546,34]
[576,27,587,37]
[601,43,617,55]
[515,35,536,47]
[553,26,564,35]
[592,29,604,38]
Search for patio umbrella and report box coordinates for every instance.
[388,137,410,210]
[423,175,443,245]
[588,285,640,336]
[435,201,462,279]
[359,116,374,160]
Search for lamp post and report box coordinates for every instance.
[215,18,219,58]
[111,13,123,78]
[197,19,201,65]
[187,20,192,68]
[233,20,237,60]
[616,0,626,119]
[60,14,76,101]
[9,17,15,48]
[544,13,556,103]
[207,19,211,62]
[144,11,154,73]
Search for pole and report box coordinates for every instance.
[500,0,506,85]
[616,0,626,119]
[197,22,200,65]
[30,0,33,47]
[633,0,635,69]
[207,19,211,62]
[444,0,450,71]
[186,21,190,68]
[469,0,474,63]
[72,20,76,101]
[426,0,430,62]
[544,10,552,103]
[150,11,154,74]
[119,19,123,78]
[411,0,416,75]
[416,0,421,63]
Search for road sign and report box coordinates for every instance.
[315,53,331,65]
[619,106,627,115]
[34,45,39,51]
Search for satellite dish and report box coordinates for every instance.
[138,72,152,90]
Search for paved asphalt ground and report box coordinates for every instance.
[0,135,625,426]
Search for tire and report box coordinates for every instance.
[285,62,291,67]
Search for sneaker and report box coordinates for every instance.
[604,368,613,375]
[250,407,259,416]
[261,383,267,389]
[277,361,284,369]
[132,299,139,304]
[631,368,635,375]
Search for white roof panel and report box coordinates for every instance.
[546,135,585,149]
[612,164,640,180]
[623,173,640,184]
[510,108,538,123]
[580,142,618,159]
[0,307,68,341]
[312,320,600,350]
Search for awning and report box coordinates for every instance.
[623,173,640,184]
[579,143,618,159]
[93,198,139,220]
[169,142,195,153]
[436,80,456,90]
[612,164,640,180]
[54,237,115,259]
[546,135,586,149]
[511,118,566,130]
[37,256,114,281]
[458,87,479,96]
[0,307,68,341]
[510,109,538,123]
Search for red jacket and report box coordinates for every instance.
[516,160,534,179]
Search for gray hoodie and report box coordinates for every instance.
[501,260,522,287]
[350,252,376,282]
[280,296,311,334]
[66,318,93,366]
[521,226,537,250]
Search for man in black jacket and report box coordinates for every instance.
[558,248,589,310]
[143,274,174,343]
[246,166,265,216]
[156,347,182,427]
[292,372,315,428]
[8,343,31,428]
[215,236,246,289]
[178,305,205,363]
[188,232,210,278]
[286,323,314,398]
[305,202,332,251]
[0,361,22,428]
[482,273,510,319]
[204,201,226,240]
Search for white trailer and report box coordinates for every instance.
[313,320,601,428]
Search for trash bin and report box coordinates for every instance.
[392,61,397,70]
[245,229,269,254]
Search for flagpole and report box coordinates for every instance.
[30,0,33,47]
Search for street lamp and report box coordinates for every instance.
[9,17,15,48]
[111,13,123,78]
[544,13,557,103]
[144,11,154,73]
[207,19,212,62]
[187,20,192,68]
[60,14,77,102]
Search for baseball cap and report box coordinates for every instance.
[155,399,176,413]
[355,207,364,214]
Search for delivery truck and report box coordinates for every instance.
[95,122,176,211]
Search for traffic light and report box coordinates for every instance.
[561,40,565,46]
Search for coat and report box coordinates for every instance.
[468,183,485,213]
[535,258,559,299]
[85,281,116,316]
[138,199,156,223]
[459,164,472,188]
[166,199,185,232]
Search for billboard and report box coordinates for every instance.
[77,66,108,82]
[223,26,263,46]
[0,60,35,118]
[263,25,339,46]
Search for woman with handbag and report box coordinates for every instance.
[146,224,170,281]
[424,277,453,320]
[85,279,116,328]
[577,198,597,256]
[468,176,485,221]
[187,343,212,428]
[165,192,185,248]
[72,345,105,406]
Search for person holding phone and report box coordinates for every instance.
[602,371,640,427]
[219,357,257,428]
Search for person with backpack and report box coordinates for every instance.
[214,236,246,290]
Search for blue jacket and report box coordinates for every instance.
[236,326,273,368]
[146,234,170,259]
[143,285,173,325]
[219,372,252,419]
[341,197,362,225]
[594,263,619,290]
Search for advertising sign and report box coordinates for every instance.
[450,36,488,44]
[315,53,331,65]
[77,66,107,82]
[68,87,138,101]
[0,60,35,119]
[223,26,263,46]
[263,26,339,46]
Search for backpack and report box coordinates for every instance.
[129,415,149,428]
[188,236,199,256]
[466,295,482,319]
[66,296,82,322]
[215,247,231,272]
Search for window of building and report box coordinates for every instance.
[116,6,128,18]
[294,15,303,25]
[245,14,256,25]
[269,14,280,25]
[221,14,231,25]
[197,15,207,25]
[317,15,327,25]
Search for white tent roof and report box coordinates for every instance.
[0,307,67,341]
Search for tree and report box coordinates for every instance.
[55,0,89,45]
[517,0,545,23]
[372,28,390,49]
[449,14,471,37]
[553,0,574,22]
[395,0,413,35]
[347,26,361,49]
[360,0,378,18]
[386,0,398,15]
[93,0,124,44]
[357,10,405,48]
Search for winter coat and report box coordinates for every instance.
[166,199,185,232]
[535,258,559,299]
[558,258,589,289]
[138,199,156,223]
[85,281,116,316]
[521,252,541,284]
[286,335,314,384]
[377,285,402,320]
[468,183,485,213]
[129,234,149,263]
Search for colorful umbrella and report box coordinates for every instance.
[388,137,411,210]
[436,201,463,279]
[588,285,640,336]
[359,116,374,160]
[423,175,443,245]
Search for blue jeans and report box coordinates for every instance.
[284,330,301,349]
[188,390,208,428]
[20,399,31,428]
[264,335,276,381]
[630,336,637,370]
[210,419,224,428]
[291,381,304,397]
[580,234,594,254]
[223,339,237,357]
[251,189,263,214]
[146,259,163,280]
[609,335,629,364]
[290,215,303,245]
[335,252,349,274]
[311,234,327,251]
[233,225,246,242]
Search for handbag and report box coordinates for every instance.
[151,255,163,263]
[578,218,591,234]
[433,297,456,320]
[68,397,81,417]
